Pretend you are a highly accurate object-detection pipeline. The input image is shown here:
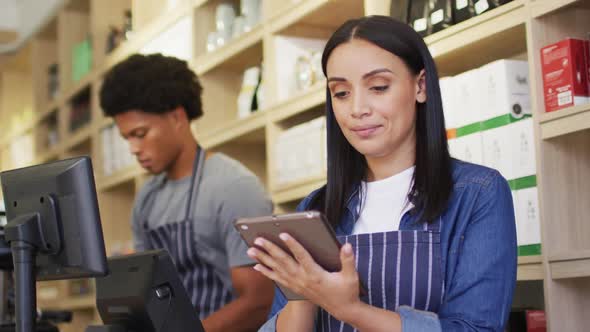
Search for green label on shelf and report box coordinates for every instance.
[518,244,542,256]
[481,113,532,131]
[454,113,532,138]
[456,122,483,137]
[508,175,537,191]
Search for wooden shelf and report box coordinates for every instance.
[199,109,268,149]
[550,258,590,279]
[35,146,62,164]
[426,0,527,75]
[517,255,544,281]
[193,25,264,75]
[547,250,590,279]
[269,81,325,123]
[38,98,62,124]
[98,164,142,191]
[539,103,590,139]
[0,123,35,148]
[269,0,363,37]
[100,116,114,130]
[0,29,17,43]
[272,175,326,204]
[530,0,590,18]
[63,124,93,151]
[63,71,96,105]
[548,249,590,262]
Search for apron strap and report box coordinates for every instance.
[185,145,206,219]
[141,145,206,231]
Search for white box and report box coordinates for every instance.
[276,122,305,185]
[448,137,461,160]
[482,125,513,179]
[482,118,536,181]
[514,187,541,246]
[454,69,484,127]
[509,118,536,179]
[439,76,458,129]
[479,59,531,121]
[449,133,484,165]
[274,36,326,102]
[275,117,327,185]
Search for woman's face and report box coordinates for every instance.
[326,38,426,164]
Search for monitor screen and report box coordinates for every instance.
[95,250,205,332]
[0,157,107,280]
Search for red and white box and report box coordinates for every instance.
[525,310,546,332]
[540,38,590,112]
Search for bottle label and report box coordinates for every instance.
[431,9,444,25]
[475,0,490,14]
[413,18,428,32]
[456,0,469,10]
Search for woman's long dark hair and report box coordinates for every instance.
[313,15,453,226]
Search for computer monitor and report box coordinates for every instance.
[0,157,108,332]
[92,250,205,332]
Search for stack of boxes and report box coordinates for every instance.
[443,59,540,256]
[274,117,327,187]
[101,124,136,176]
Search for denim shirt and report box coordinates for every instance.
[260,160,517,332]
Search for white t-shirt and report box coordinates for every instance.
[353,166,415,235]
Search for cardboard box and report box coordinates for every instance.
[275,117,327,186]
[440,76,459,129]
[448,133,484,165]
[509,118,536,179]
[514,187,541,247]
[453,69,482,127]
[482,124,512,178]
[525,310,547,332]
[482,118,536,180]
[540,38,590,112]
[479,59,531,121]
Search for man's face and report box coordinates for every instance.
[114,110,182,174]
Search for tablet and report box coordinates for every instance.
[234,210,342,300]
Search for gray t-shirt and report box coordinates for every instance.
[131,153,273,291]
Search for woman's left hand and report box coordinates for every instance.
[247,233,362,322]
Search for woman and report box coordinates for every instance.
[250,15,516,331]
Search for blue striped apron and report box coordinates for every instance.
[141,146,234,319]
[318,218,444,331]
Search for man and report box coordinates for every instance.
[99,53,274,331]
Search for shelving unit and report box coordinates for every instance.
[525,0,590,330]
[0,0,588,330]
[517,255,545,281]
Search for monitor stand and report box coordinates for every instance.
[4,195,62,332]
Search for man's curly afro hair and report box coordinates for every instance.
[100,53,203,120]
